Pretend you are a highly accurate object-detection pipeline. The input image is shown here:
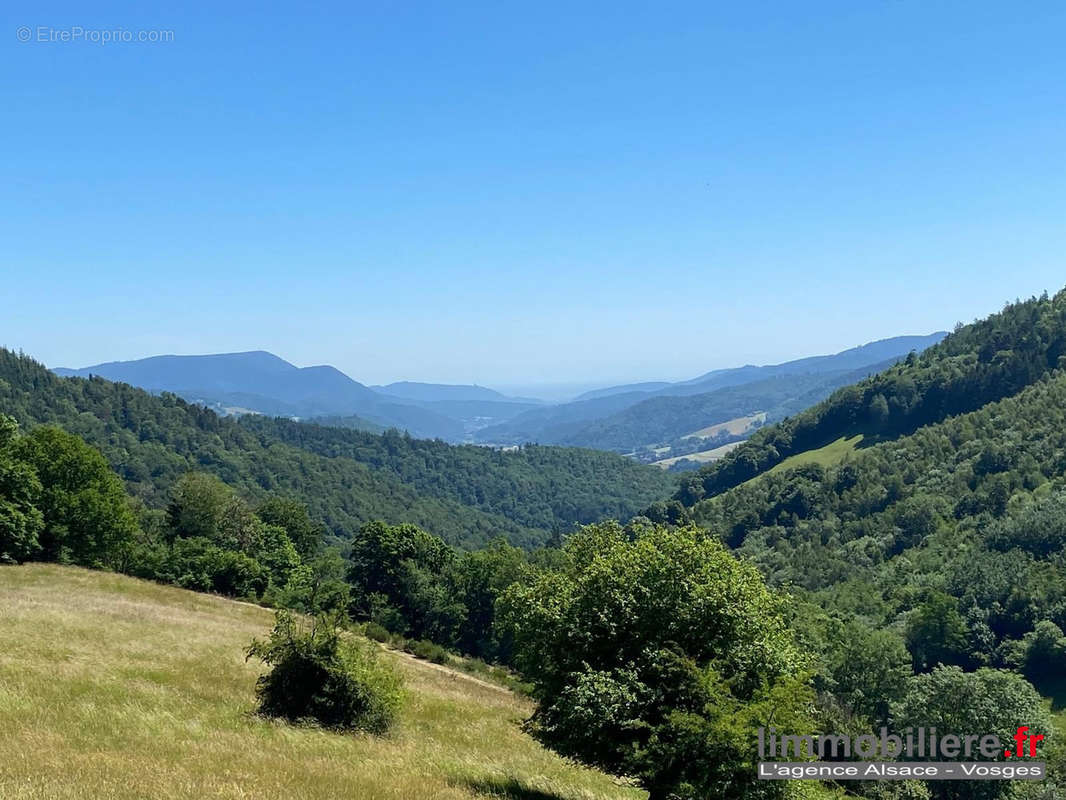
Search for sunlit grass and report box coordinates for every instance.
[0,564,643,800]
[766,435,865,476]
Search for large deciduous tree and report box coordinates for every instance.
[14,426,137,568]
[893,666,1054,800]
[498,522,813,800]
[0,415,43,563]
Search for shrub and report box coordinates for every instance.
[406,638,450,665]
[364,622,391,643]
[247,611,404,733]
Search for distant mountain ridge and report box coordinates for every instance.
[52,352,549,441]
[52,333,946,453]
[474,333,947,455]
[373,381,542,405]
[53,351,465,439]
[54,350,374,404]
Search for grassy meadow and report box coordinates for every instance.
[765,434,865,477]
[0,564,643,800]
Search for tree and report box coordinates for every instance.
[905,592,970,672]
[14,426,137,568]
[893,666,1053,800]
[456,538,531,660]
[1013,620,1066,691]
[251,523,301,587]
[826,620,912,725]
[498,522,812,800]
[256,496,323,560]
[346,521,461,641]
[165,472,230,543]
[277,549,351,615]
[0,415,43,563]
[868,393,891,428]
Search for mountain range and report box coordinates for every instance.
[471,333,947,461]
[53,333,945,463]
[53,352,542,441]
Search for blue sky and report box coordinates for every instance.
[3,2,1065,389]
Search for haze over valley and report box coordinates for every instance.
[53,331,945,469]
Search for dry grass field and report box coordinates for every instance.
[681,412,767,441]
[652,440,745,469]
[0,564,643,800]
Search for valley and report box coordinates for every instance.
[5,289,1066,800]
[8,7,1061,798]
[52,334,944,475]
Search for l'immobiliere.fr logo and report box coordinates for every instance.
[757,726,1047,782]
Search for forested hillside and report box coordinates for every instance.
[561,358,901,454]
[1,349,675,549]
[678,292,1066,503]
[5,295,1065,800]
[475,334,944,455]
[666,289,1066,703]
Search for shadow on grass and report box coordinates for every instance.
[465,776,571,800]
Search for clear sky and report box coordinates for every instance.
[3,2,1065,388]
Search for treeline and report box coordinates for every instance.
[0,409,540,667]
[0,414,346,611]
[678,290,1066,503]
[683,368,1066,700]
[0,348,675,550]
[330,515,1064,799]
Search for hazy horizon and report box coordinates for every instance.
[41,327,951,401]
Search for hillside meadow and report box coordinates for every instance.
[0,564,642,800]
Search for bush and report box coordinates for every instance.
[364,622,391,643]
[405,638,450,665]
[247,612,404,733]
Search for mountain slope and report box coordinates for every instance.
[653,289,1066,712]
[559,358,904,453]
[0,564,638,800]
[477,334,945,449]
[54,352,464,439]
[6,348,675,548]
[676,293,1066,505]
[695,359,1066,624]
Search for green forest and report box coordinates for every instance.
[5,290,1066,799]
[0,348,675,550]
[668,291,1066,690]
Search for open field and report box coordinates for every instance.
[765,434,865,476]
[681,412,766,441]
[653,440,745,469]
[0,564,643,800]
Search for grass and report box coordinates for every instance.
[653,440,745,469]
[0,564,643,800]
[765,434,864,476]
[682,412,766,441]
